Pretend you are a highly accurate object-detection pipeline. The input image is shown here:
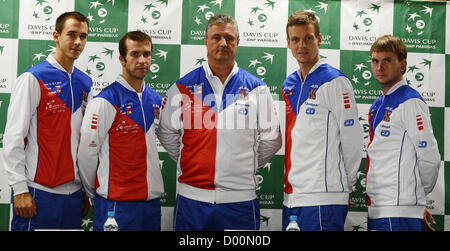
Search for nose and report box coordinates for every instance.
[218,37,227,47]
[138,54,149,64]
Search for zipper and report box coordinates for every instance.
[69,73,74,113]
[296,71,307,114]
[372,95,385,132]
[138,92,147,131]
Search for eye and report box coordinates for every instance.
[143,51,152,57]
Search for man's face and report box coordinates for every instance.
[119,39,152,80]
[205,23,239,64]
[53,18,88,61]
[287,23,321,69]
[371,51,406,87]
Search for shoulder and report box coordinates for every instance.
[314,64,347,84]
[235,68,266,89]
[177,66,204,86]
[144,86,163,104]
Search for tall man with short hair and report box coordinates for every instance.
[3,11,92,231]
[158,14,281,231]
[366,35,440,231]
[78,31,164,231]
[282,10,363,231]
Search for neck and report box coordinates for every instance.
[298,58,319,82]
[208,59,234,84]
[52,52,74,73]
[381,77,403,96]
[122,73,144,93]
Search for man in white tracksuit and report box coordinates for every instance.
[78,31,164,230]
[158,14,281,231]
[366,35,441,231]
[282,10,364,231]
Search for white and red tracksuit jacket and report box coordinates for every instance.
[282,60,364,207]
[3,55,92,195]
[157,62,282,204]
[366,80,440,219]
[77,75,164,201]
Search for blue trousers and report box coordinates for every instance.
[11,187,83,231]
[368,217,422,231]
[173,195,260,231]
[282,205,348,231]
[93,194,161,231]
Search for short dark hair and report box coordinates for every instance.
[370,35,407,62]
[286,10,320,38]
[55,11,89,33]
[119,30,153,59]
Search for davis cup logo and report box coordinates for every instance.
[341,0,388,51]
[134,0,171,28]
[150,49,168,79]
[246,0,276,29]
[32,0,57,22]
[85,47,114,78]
[352,3,380,34]
[405,57,431,88]
[181,0,233,44]
[351,57,373,88]
[247,51,274,81]
[19,0,71,39]
[193,0,224,26]
[86,0,116,25]
[78,0,127,41]
[404,6,433,36]
[394,2,445,53]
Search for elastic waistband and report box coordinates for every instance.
[283,192,349,208]
[178,183,256,204]
[368,205,425,219]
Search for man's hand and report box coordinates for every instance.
[14,193,37,218]
[423,208,436,231]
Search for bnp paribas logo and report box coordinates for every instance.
[76,0,128,42]
[394,2,445,53]
[181,0,234,44]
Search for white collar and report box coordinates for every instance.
[384,79,407,96]
[46,54,74,74]
[115,74,145,93]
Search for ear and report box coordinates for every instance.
[119,55,126,66]
[400,59,407,74]
[53,31,60,44]
[317,33,322,47]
